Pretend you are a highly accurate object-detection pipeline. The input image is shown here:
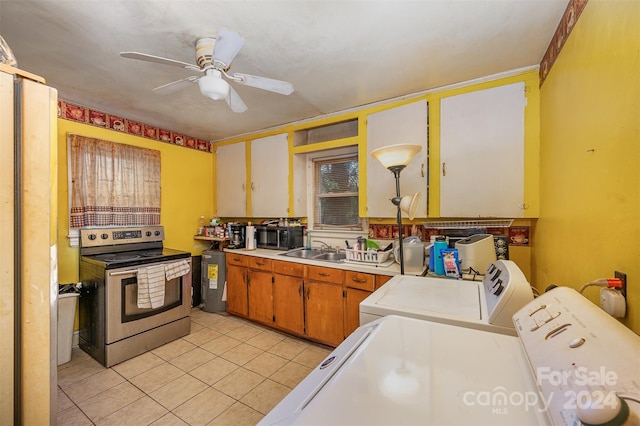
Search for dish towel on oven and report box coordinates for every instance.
[165,260,190,281]
[137,264,166,309]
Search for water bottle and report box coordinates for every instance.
[433,237,448,275]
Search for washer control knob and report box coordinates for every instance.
[88,234,96,241]
[146,231,152,237]
[101,233,109,240]
[576,392,628,426]
[155,230,161,236]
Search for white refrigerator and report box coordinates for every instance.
[0,63,58,424]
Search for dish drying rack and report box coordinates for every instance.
[344,248,393,265]
[422,219,513,229]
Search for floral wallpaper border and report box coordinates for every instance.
[57,100,213,153]
[539,0,588,86]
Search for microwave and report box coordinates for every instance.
[256,226,304,250]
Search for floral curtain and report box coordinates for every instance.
[69,134,161,227]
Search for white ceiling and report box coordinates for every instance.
[0,0,568,142]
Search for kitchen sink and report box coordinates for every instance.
[313,252,346,262]
[280,249,346,263]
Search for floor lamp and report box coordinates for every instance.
[371,144,422,275]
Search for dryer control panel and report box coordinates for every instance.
[483,260,534,328]
[513,287,640,425]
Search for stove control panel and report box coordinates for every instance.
[80,226,164,247]
[513,287,640,425]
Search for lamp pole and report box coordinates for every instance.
[390,165,406,275]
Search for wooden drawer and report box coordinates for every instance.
[375,274,393,290]
[248,256,272,271]
[344,271,375,291]
[226,253,248,267]
[306,265,344,284]
[272,259,304,277]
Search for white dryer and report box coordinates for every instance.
[360,259,533,335]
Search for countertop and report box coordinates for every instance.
[223,247,427,277]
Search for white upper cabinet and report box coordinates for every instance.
[250,133,289,217]
[366,100,428,218]
[216,142,246,217]
[440,82,526,217]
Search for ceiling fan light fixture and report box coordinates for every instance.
[198,70,230,100]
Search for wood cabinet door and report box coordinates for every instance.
[273,274,304,335]
[248,269,274,325]
[216,142,247,217]
[304,281,344,346]
[440,82,526,217]
[344,288,372,337]
[226,263,248,316]
[250,133,289,217]
[366,100,428,218]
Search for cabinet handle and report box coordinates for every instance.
[319,272,330,277]
[242,183,246,192]
[421,163,425,178]
[306,287,310,299]
[299,284,303,297]
[251,182,255,191]
[256,261,264,266]
[442,162,446,176]
[351,277,367,283]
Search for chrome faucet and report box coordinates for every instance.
[312,240,332,251]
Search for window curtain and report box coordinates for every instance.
[69,134,161,228]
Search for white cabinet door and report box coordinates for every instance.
[216,142,246,217]
[440,82,526,217]
[366,100,428,218]
[250,133,289,217]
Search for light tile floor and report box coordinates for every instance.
[57,309,332,425]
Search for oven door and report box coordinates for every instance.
[105,258,192,344]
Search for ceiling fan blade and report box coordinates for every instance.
[120,51,199,71]
[226,86,248,113]
[212,28,245,68]
[232,73,294,95]
[153,76,198,95]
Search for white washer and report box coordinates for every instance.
[260,288,640,426]
[360,259,533,335]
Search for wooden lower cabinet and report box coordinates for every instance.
[226,262,248,316]
[247,269,273,324]
[225,253,397,346]
[273,274,304,334]
[304,280,345,346]
[344,287,372,336]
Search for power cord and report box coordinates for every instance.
[578,278,623,294]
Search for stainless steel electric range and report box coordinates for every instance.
[78,226,192,367]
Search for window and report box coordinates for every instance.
[69,134,161,228]
[313,155,361,230]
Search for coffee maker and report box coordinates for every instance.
[228,223,246,249]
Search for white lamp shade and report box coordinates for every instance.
[198,70,230,100]
[399,192,421,220]
[371,144,422,169]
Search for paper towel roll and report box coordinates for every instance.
[246,225,256,250]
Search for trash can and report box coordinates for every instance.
[58,284,80,365]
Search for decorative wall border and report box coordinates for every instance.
[57,100,213,153]
[539,0,589,86]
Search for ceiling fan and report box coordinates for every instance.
[120,28,294,113]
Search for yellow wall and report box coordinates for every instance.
[537,0,640,332]
[56,120,214,285]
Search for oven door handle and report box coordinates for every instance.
[109,270,140,276]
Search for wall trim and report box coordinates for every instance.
[539,0,589,86]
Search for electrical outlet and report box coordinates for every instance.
[615,271,627,299]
